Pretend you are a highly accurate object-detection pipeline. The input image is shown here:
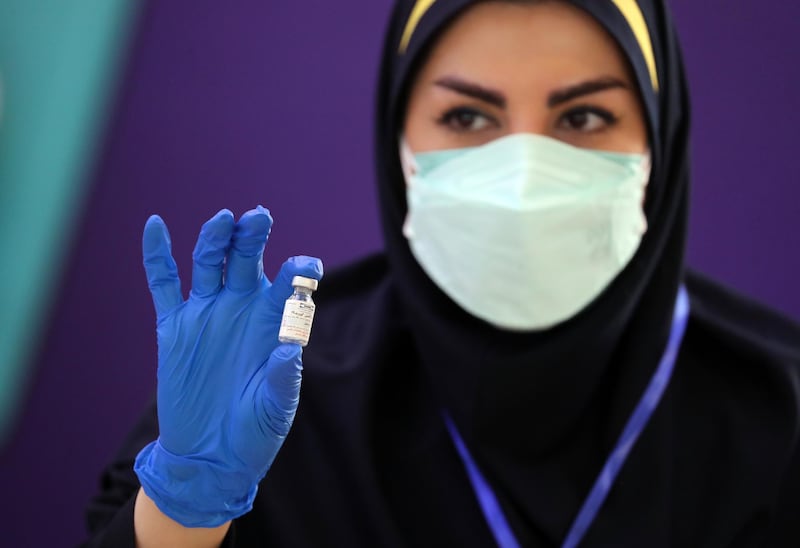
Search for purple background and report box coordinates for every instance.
[1,1,798,546]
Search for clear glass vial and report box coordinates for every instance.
[278,276,318,346]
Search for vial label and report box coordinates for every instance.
[278,300,316,345]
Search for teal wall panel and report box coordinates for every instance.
[0,1,139,445]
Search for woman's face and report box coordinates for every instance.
[403,1,648,154]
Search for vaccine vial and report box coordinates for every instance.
[278,276,318,346]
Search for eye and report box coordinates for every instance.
[438,107,496,132]
[558,106,618,133]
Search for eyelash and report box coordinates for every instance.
[436,107,497,132]
[558,105,619,132]
[435,105,619,133]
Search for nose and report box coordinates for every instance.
[507,109,551,137]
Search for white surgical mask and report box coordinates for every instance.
[400,133,650,331]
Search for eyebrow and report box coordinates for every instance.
[547,77,628,107]
[434,76,507,108]
[433,75,628,109]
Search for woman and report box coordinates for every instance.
[83,0,800,546]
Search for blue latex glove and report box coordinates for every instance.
[133,206,323,527]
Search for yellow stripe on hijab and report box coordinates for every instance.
[610,0,659,91]
[398,0,437,54]
[399,0,658,91]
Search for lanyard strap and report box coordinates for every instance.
[445,285,690,548]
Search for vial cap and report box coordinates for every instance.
[291,275,318,291]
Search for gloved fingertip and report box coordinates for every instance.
[265,257,323,308]
[264,344,304,405]
[143,214,171,254]
[199,209,235,248]
[146,213,165,226]
[256,204,272,219]
[211,208,235,225]
[230,207,273,256]
[238,207,273,231]
[272,342,303,362]
[286,255,324,280]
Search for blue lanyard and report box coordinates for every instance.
[444,285,690,548]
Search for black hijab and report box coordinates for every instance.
[371,0,798,544]
[376,0,687,449]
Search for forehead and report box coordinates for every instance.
[391,0,661,127]
[414,2,635,88]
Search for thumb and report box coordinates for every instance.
[265,255,324,311]
[261,344,304,432]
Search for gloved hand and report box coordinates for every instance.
[133,206,323,527]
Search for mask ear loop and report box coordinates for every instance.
[398,135,419,238]
[398,134,419,181]
[641,151,652,180]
